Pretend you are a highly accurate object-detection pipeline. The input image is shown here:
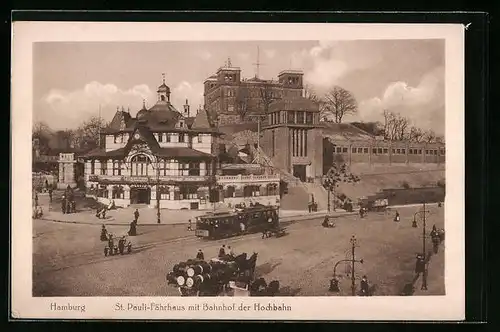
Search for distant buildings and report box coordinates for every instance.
[204,60,304,125]
[79,75,280,209]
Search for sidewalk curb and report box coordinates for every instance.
[36,202,432,227]
[37,212,346,226]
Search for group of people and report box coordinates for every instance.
[328,275,371,296]
[218,244,236,259]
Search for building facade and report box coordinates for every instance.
[204,61,304,125]
[260,97,324,182]
[81,76,280,210]
[322,123,446,170]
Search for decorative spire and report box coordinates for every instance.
[227,57,232,67]
[162,73,166,84]
[185,98,188,105]
[142,99,146,109]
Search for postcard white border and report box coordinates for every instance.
[11,22,465,321]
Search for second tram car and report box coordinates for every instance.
[195,204,279,239]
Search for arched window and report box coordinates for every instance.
[266,183,278,196]
[226,186,236,198]
[160,95,166,101]
[130,154,150,176]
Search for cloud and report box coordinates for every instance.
[171,81,205,114]
[290,40,383,93]
[356,66,445,133]
[39,81,155,129]
[264,49,276,59]
[39,80,206,129]
[198,50,212,61]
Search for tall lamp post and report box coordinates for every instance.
[412,201,430,290]
[156,159,161,224]
[332,237,363,295]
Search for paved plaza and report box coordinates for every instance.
[33,203,445,297]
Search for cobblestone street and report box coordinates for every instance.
[33,204,445,297]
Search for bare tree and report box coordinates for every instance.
[382,110,411,141]
[259,84,281,114]
[76,116,109,149]
[423,129,437,143]
[408,126,425,143]
[234,88,253,121]
[322,86,358,123]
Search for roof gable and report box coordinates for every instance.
[191,109,212,129]
[123,125,160,155]
[107,110,132,131]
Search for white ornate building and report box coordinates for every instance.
[81,76,280,210]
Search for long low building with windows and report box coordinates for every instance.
[81,76,280,210]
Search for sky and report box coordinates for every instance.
[33,39,445,134]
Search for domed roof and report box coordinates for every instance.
[136,103,149,119]
[157,83,170,92]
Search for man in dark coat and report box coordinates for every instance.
[187,219,193,231]
[61,195,66,214]
[48,188,53,202]
[360,275,370,296]
[415,254,426,276]
[394,211,400,222]
[100,225,108,241]
[196,249,204,260]
[134,209,140,223]
[218,245,226,258]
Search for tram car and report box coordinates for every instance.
[359,195,389,212]
[195,204,279,239]
[166,252,280,297]
[104,235,132,256]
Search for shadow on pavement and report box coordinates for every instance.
[255,261,282,277]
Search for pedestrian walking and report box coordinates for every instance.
[128,220,137,236]
[34,192,39,207]
[61,195,66,214]
[196,249,204,260]
[218,244,226,258]
[134,209,140,223]
[48,188,53,202]
[187,219,193,231]
[394,211,400,222]
[100,225,108,241]
[360,275,370,296]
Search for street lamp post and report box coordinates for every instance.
[350,235,358,296]
[412,201,430,290]
[156,160,161,224]
[323,176,336,214]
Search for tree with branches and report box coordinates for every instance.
[382,110,411,141]
[75,116,109,149]
[259,84,281,114]
[322,86,358,123]
[235,88,253,121]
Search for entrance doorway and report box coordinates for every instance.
[293,164,307,182]
[130,187,151,204]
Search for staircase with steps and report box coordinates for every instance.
[301,182,329,211]
[279,185,310,211]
